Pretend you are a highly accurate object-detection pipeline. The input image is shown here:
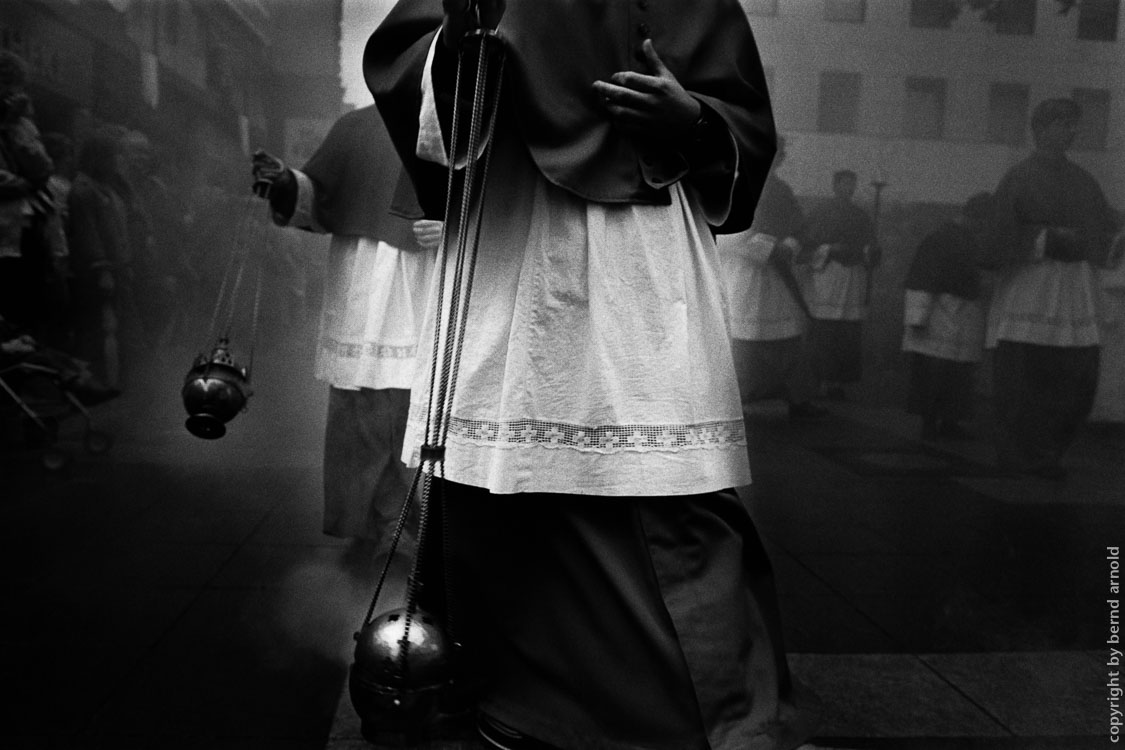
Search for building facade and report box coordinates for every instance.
[3,0,346,189]
[745,0,1124,208]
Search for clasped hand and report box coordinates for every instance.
[593,39,701,143]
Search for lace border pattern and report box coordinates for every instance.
[445,416,747,453]
[318,337,417,360]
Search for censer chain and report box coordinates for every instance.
[360,30,507,683]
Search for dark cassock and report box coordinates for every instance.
[901,215,986,440]
[262,105,434,549]
[983,128,1120,477]
[364,1,814,749]
[799,196,876,388]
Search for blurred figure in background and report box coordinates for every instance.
[719,135,826,421]
[800,168,879,403]
[1090,228,1125,428]
[117,129,190,352]
[67,129,132,392]
[38,132,74,347]
[901,192,990,442]
[982,97,1121,479]
[0,50,56,340]
[250,104,437,572]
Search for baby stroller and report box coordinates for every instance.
[1,326,116,471]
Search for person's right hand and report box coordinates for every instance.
[250,149,291,199]
[442,0,505,48]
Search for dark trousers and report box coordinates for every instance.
[808,318,862,385]
[992,341,1099,471]
[907,352,976,426]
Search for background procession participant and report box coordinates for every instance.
[901,192,990,442]
[982,97,1121,480]
[718,134,827,422]
[800,169,878,403]
[366,1,816,748]
[250,104,438,569]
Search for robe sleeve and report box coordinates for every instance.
[364,2,449,220]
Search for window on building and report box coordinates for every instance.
[743,0,779,16]
[902,76,947,140]
[909,0,960,28]
[991,0,1036,36]
[1077,0,1120,41]
[817,71,862,134]
[824,0,866,23]
[1071,88,1110,151]
[986,82,1029,146]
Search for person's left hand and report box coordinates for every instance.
[412,219,444,252]
[593,39,701,143]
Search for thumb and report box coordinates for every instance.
[641,38,670,78]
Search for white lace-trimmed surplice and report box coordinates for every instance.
[402,47,750,497]
[286,171,433,391]
[985,238,1103,350]
[718,230,806,341]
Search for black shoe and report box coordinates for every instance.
[477,713,559,750]
[788,401,830,421]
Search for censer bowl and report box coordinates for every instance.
[349,607,449,741]
[181,340,251,439]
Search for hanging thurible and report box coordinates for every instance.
[181,193,266,439]
[349,23,507,743]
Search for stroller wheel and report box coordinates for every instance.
[84,430,114,455]
[42,447,71,472]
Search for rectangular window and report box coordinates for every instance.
[824,0,866,23]
[1072,88,1110,151]
[1077,0,1120,41]
[743,0,779,16]
[986,82,1029,146]
[909,0,958,28]
[817,70,862,134]
[902,76,947,140]
[992,0,1036,36]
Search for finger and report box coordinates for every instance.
[641,38,670,77]
[593,81,654,110]
[608,71,664,95]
